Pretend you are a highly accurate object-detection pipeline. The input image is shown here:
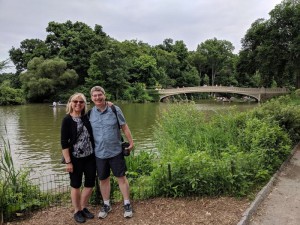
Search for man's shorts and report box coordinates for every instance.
[96,152,127,180]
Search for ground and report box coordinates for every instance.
[6,197,250,225]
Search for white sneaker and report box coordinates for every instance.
[124,204,133,218]
[98,204,112,219]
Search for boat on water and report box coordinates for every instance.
[49,102,67,107]
[49,102,90,107]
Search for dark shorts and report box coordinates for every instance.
[69,154,96,189]
[96,153,127,180]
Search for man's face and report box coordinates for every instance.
[91,91,106,107]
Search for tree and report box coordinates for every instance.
[0,59,11,72]
[9,39,49,73]
[87,41,131,100]
[151,47,180,87]
[196,38,235,86]
[123,82,152,103]
[19,57,78,102]
[45,21,109,84]
[0,80,25,105]
[131,54,160,87]
[237,0,300,88]
[155,39,197,87]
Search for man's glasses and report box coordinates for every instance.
[92,94,102,98]
[72,100,84,104]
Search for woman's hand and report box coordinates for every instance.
[107,101,113,107]
[66,163,73,173]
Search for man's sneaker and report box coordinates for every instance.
[74,211,86,223]
[98,204,112,219]
[81,208,94,219]
[124,204,133,218]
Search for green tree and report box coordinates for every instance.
[131,54,160,87]
[0,59,11,72]
[237,0,300,88]
[156,39,198,87]
[19,57,78,102]
[87,41,131,100]
[45,21,109,84]
[151,47,179,87]
[9,39,50,74]
[196,38,235,86]
[0,80,25,105]
[123,82,152,103]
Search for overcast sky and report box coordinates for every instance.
[0,0,282,72]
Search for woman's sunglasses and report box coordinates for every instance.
[72,100,85,104]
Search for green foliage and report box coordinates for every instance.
[19,57,78,102]
[251,95,300,144]
[0,136,50,222]
[9,39,50,74]
[123,83,153,103]
[147,100,296,197]
[0,81,25,105]
[0,59,11,72]
[237,0,300,88]
[196,38,235,86]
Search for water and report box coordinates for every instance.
[0,101,258,179]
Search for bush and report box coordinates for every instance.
[0,137,50,222]
[150,102,294,197]
[0,81,25,105]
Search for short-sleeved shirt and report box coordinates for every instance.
[89,105,126,159]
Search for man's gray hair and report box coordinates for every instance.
[90,86,106,95]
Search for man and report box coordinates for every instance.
[89,86,134,219]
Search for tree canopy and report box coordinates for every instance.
[4,1,300,103]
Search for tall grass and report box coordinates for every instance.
[147,100,297,197]
[0,133,59,223]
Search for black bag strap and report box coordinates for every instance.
[110,105,124,142]
[110,105,120,129]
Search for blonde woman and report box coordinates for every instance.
[61,93,96,223]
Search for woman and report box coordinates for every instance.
[60,93,95,223]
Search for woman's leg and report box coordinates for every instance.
[71,187,81,213]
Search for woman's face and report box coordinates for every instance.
[71,97,85,113]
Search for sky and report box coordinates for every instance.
[0,0,283,73]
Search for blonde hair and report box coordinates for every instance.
[90,86,105,96]
[65,93,88,115]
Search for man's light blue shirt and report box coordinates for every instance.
[89,105,126,159]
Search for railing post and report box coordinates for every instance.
[168,163,172,181]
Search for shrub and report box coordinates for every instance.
[151,102,294,197]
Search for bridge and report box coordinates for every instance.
[157,86,290,102]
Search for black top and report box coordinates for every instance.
[60,114,95,152]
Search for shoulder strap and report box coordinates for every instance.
[110,105,124,142]
[87,109,91,119]
[110,105,120,129]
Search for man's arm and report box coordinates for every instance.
[121,124,134,151]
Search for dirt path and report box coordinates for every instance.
[6,197,249,225]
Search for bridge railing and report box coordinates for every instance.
[157,86,289,94]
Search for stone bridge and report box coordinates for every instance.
[157,86,290,102]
